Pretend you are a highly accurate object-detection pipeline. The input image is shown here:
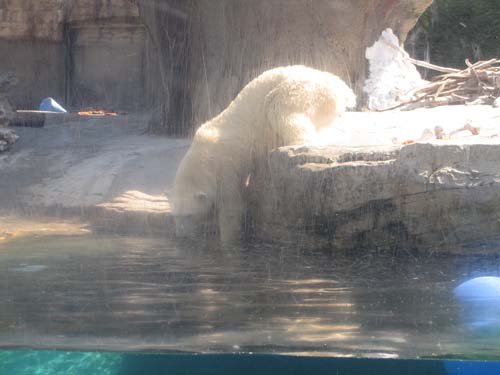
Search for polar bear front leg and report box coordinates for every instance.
[217,175,245,244]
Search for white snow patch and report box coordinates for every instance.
[364,28,427,111]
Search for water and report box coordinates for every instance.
[1,351,500,375]
[2,233,500,360]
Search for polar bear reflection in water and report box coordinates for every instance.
[173,66,356,244]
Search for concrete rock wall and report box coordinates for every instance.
[0,0,139,41]
[0,0,65,41]
[0,0,142,111]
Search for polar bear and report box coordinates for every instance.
[173,65,356,243]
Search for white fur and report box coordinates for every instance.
[173,65,355,243]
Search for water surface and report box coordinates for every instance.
[1,234,500,359]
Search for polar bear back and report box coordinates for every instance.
[218,66,355,146]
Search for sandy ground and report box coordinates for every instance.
[0,113,189,236]
[0,215,89,244]
[0,114,189,214]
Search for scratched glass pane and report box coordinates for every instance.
[1,0,500,363]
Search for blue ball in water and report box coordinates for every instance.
[453,276,500,333]
[454,276,500,301]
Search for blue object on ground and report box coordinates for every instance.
[39,97,67,113]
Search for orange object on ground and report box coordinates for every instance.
[77,110,119,116]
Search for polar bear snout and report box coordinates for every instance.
[174,213,217,239]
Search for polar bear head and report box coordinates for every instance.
[172,144,218,237]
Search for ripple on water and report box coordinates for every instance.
[1,233,500,359]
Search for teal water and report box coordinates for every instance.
[1,350,500,375]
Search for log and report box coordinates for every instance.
[11,110,48,128]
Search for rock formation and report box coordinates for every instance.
[254,105,500,252]
[0,128,18,152]
[0,72,18,152]
[0,72,16,127]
